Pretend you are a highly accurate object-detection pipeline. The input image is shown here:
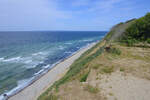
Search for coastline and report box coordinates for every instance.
[8,42,97,100]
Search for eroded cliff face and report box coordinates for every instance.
[104,19,135,42]
[38,13,150,100]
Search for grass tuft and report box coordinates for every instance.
[80,70,90,82]
[101,66,114,74]
[38,93,58,100]
[84,84,99,94]
[120,67,125,72]
[38,42,106,100]
[107,47,121,55]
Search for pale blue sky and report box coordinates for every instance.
[0,0,150,31]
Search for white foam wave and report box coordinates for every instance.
[32,52,47,56]
[34,69,44,76]
[24,59,32,64]
[0,78,34,100]
[43,65,50,69]
[65,51,72,54]
[0,58,4,62]
[79,38,94,42]
[2,57,21,62]
[64,42,72,45]
[58,46,65,50]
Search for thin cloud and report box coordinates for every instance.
[0,0,149,31]
[87,0,125,12]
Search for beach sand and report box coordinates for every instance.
[8,43,96,100]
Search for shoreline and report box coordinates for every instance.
[7,42,97,100]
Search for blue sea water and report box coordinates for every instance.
[0,31,106,99]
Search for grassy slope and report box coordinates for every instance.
[38,13,150,100]
[38,39,107,100]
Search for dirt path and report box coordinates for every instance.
[100,71,150,100]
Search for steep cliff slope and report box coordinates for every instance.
[38,13,150,100]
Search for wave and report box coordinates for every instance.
[58,46,65,50]
[65,51,72,54]
[2,57,22,62]
[32,52,47,56]
[64,42,72,45]
[0,58,4,61]
[0,41,99,100]
[0,51,48,69]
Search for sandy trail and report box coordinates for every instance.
[9,43,96,100]
[100,71,150,100]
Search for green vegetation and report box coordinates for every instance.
[38,12,150,100]
[122,13,150,45]
[101,66,114,74]
[105,30,114,41]
[120,67,125,72]
[38,43,106,100]
[84,84,99,94]
[80,70,90,82]
[53,46,105,90]
[40,94,58,100]
[147,38,150,43]
[93,64,100,69]
[107,47,121,55]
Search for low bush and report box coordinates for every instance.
[107,47,121,55]
[120,67,125,72]
[122,13,150,45]
[101,66,114,74]
[93,64,100,69]
[80,70,90,82]
[147,38,150,44]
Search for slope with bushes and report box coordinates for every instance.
[122,13,150,44]
[38,12,150,100]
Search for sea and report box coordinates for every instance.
[0,31,106,99]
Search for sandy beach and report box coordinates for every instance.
[8,43,96,100]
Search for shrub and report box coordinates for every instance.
[122,12,150,43]
[93,64,100,69]
[107,47,121,55]
[147,38,150,44]
[101,66,114,74]
[120,68,125,72]
[80,70,90,82]
[126,39,135,46]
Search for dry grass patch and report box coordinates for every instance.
[84,84,100,94]
[101,66,114,74]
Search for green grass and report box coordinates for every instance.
[39,94,58,100]
[147,38,150,43]
[53,45,105,90]
[107,47,121,55]
[101,66,114,74]
[120,67,125,72]
[80,70,90,82]
[122,13,150,45]
[38,42,106,100]
[92,64,100,69]
[104,30,114,41]
[84,84,99,94]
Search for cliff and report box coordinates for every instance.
[38,13,150,100]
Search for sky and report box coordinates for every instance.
[0,0,150,31]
